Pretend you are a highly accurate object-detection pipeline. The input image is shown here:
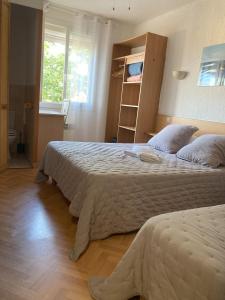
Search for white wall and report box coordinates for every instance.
[112,21,134,43]
[133,0,225,123]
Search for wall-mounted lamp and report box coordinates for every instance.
[172,70,188,80]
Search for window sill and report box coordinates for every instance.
[40,101,62,108]
[39,101,63,116]
[39,109,66,117]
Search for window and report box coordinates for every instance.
[41,22,93,104]
[66,34,93,103]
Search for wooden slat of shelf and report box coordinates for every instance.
[123,81,142,85]
[121,104,138,108]
[127,51,145,58]
[113,56,126,61]
[115,33,147,48]
[126,52,145,59]
[126,52,145,64]
[113,52,145,62]
[119,125,136,132]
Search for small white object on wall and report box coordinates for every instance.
[172,70,188,80]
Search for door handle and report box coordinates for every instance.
[24,102,33,109]
[1,104,7,110]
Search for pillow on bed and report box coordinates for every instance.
[176,134,225,168]
[148,124,198,153]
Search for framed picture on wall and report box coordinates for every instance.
[198,43,225,86]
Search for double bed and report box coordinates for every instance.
[89,204,225,300]
[37,141,225,260]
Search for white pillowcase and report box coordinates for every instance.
[176,134,225,168]
[148,124,199,154]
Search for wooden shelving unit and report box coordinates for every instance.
[105,32,167,143]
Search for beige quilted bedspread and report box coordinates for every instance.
[37,142,225,260]
[89,204,225,300]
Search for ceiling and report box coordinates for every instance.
[50,0,197,24]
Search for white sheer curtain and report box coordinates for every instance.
[45,5,113,141]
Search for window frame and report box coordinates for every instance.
[41,22,67,105]
[41,20,93,107]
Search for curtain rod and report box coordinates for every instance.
[44,0,110,23]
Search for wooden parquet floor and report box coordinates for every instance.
[0,168,135,300]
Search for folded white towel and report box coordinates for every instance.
[124,149,162,164]
[139,152,162,164]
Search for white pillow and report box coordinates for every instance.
[176,134,225,168]
[148,124,199,154]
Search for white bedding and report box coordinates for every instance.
[89,204,225,300]
[37,141,225,260]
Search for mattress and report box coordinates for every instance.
[37,141,225,260]
[89,204,225,300]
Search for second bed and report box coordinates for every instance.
[89,204,225,300]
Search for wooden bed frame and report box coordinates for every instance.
[155,114,225,136]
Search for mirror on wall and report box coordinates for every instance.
[198,43,225,86]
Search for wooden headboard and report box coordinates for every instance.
[156,114,225,136]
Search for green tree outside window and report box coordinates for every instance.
[42,41,65,103]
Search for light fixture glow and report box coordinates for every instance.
[172,70,188,80]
